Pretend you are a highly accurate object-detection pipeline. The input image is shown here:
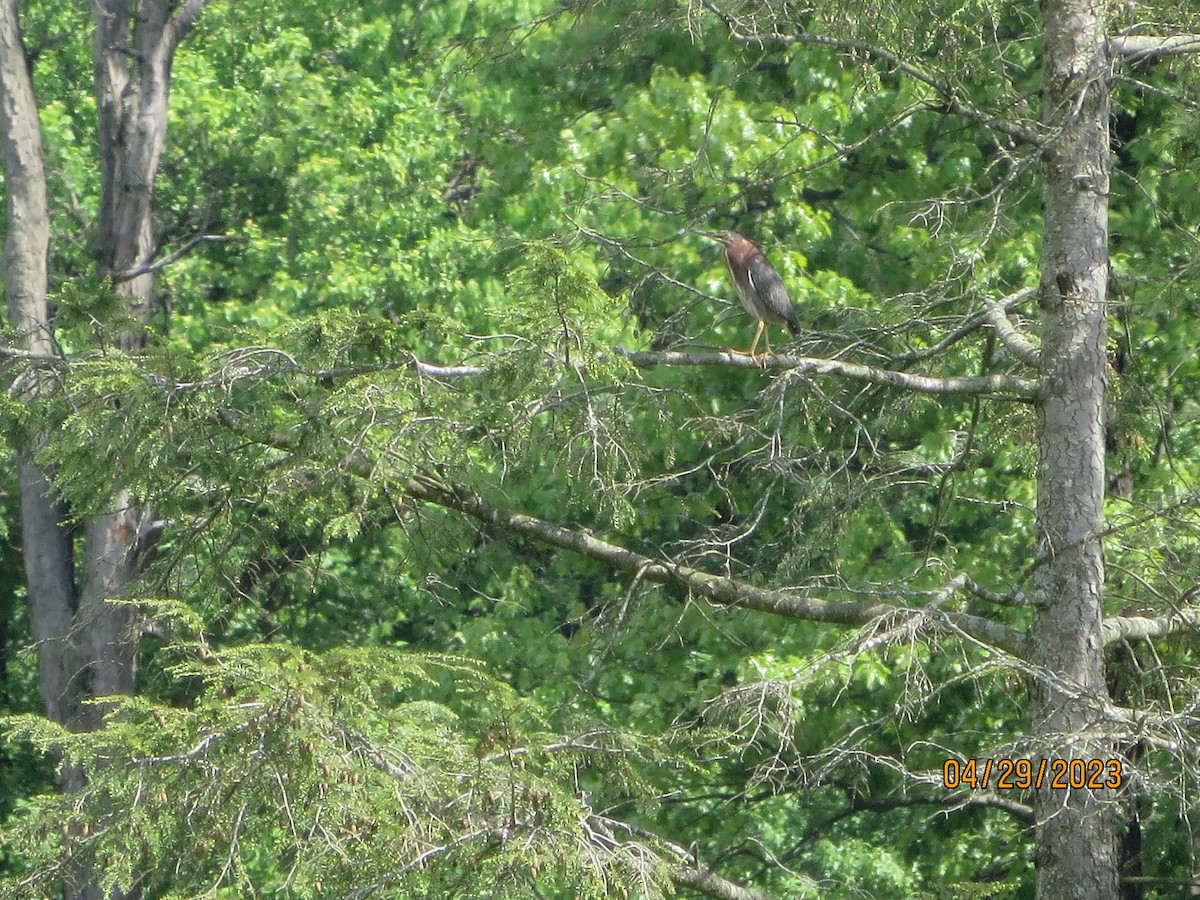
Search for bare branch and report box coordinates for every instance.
[891,286,1034,365]
[1102,608,1200,644]
[932,573,1028,609]
[2,344,482,391]
[616,348,1038,400]
[149,350,485,394]
[0,346,64,366]
[1113,73,1200,112]
[981,290,1040,367]
[670,865,774,900]
[112,233,246,283]
[964,575,1030,608]
[1110,33,1200,64]
[845,786,1035,826]
[594,816,774,900]
[10,338,1036,402]
[405,475,1028,656]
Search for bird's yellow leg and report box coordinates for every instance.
[746,321,765,360]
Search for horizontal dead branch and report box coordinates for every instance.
[1102,608,1200,644]
[1110,33,1200,64]
[405,475,1028,657]
[669,860,773,900]
[0,346,65,366]
[844,785,1035,826]
[616,348,1038,399]
[130,342,1037,401]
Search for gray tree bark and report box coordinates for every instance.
[1,0,86,736]
[75,0,190,735]
[2,2,206,897]
[1032,0,1118,897]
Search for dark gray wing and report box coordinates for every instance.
[746,255,800,335]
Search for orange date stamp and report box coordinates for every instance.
[942,758,1124,791]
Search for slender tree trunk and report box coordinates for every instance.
[85,0,196,712]
[1,0,89,733]
[93,0,175,341]
[3,2,205,896]
[1031,0,1118,897]
[2,6,98,898]
[74,2,186,734]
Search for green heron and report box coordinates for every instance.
[703,230,800,358]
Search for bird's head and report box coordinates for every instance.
[695,229,743,246]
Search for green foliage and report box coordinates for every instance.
[2,642,666,899]
[4,0,1200,897]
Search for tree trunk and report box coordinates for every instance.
[93,0,176,341]
[76,2,188,736]
[3,2,203,896]
[1031,0,1118,897]
[0,0,87,735]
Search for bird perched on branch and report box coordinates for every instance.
[702,230,800,359]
